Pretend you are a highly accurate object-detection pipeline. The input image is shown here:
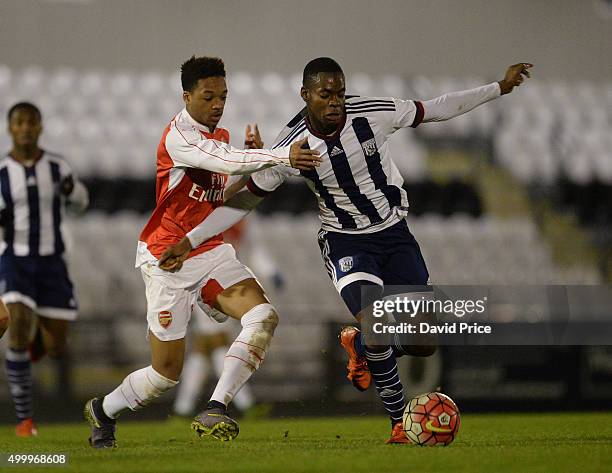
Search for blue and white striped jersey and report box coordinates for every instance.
[0,151,88,256]
[250,96,424,234]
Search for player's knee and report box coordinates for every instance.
[7,304,33,349]
[231,304,279,371]
[264,307,279,331]
[0,313,9,332]
[249,305,278,349]
[152,358,183,382]
[0,301,9,326]
[243,303,278,330]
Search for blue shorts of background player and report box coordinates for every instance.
[0,253,78,320]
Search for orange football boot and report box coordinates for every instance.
[339,326,371,391]
[386,421,410,444]
[15,418,38,437]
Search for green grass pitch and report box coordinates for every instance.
[1,413,611,473]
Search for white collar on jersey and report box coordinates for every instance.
[180,108,213,134]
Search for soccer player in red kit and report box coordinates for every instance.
[84,56,320,448]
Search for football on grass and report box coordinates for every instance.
[403,392,460,446]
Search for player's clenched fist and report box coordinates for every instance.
[158,237,193,272]
[289,137,321,171]
[498,63,533,95]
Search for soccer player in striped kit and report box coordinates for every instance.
[1,102,89,437]
[160,57,532,443]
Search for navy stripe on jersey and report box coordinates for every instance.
[49,162,64,254]
[0,166,14,253]
[326,139,382,225]
[301,168,356,229]
[347,98,394,107]
[274,120,306,149]
[346,103,395,111]
[346,107,396,115]
[25,166,40,256]
[351,117,402,209]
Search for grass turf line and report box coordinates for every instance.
[0,413,611,473]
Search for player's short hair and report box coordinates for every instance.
[302,57,344,88]
[180,56,226,92]
[7,102,41,122]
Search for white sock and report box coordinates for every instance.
[102,365,178,419]
[173,352,209,416]
[210,303,277,406]
[211,347,254,411]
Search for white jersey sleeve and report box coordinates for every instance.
[249,166,296,195]
[421,82,500,122]
[356,96,424,137]
[391,98,423,129]
[247,114,304,195]
[166,121,292,175]
[372,82,501,135]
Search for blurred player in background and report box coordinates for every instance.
[84,56,320,448]
[160,57,532,443]
[1,102,89,437]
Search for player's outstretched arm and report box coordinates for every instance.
[420,62,533,123]
[167,122,320,175]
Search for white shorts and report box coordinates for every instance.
[141,244,254,341]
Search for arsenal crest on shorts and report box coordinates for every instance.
[158,311,172,329]
[361,138,377,157]
[339,256,353,272]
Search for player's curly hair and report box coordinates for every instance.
[180,56,226,92]
[7,102,41,122]
[303,57,344,88]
